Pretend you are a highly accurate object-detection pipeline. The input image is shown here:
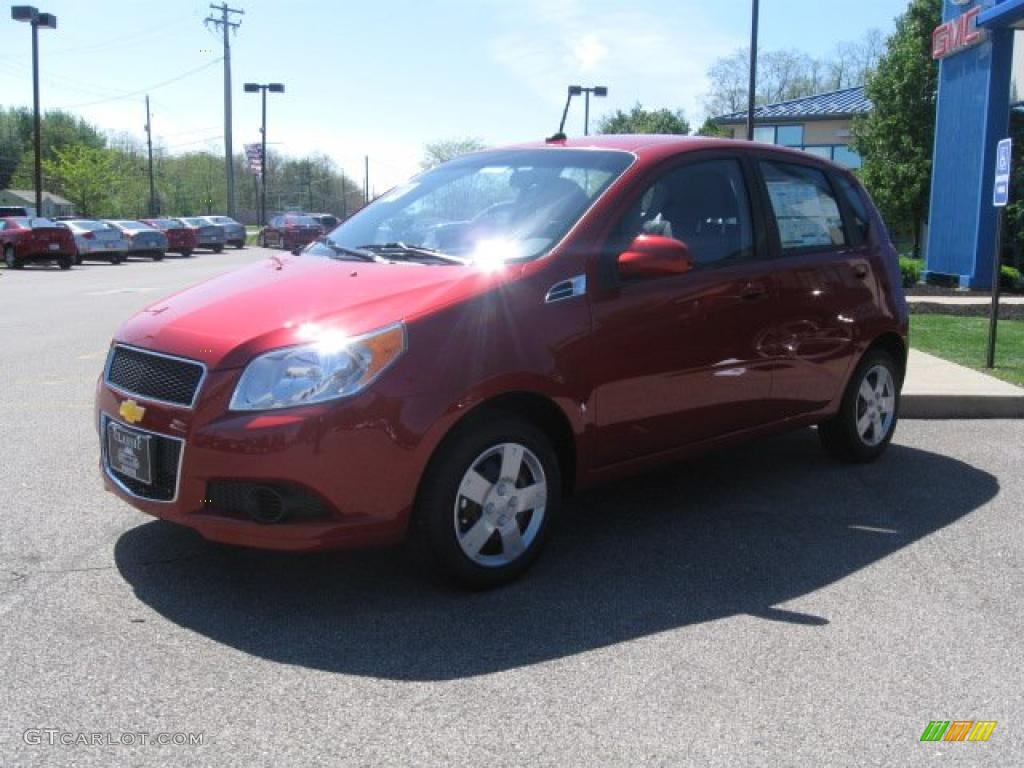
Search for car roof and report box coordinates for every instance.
[490,134,842,170]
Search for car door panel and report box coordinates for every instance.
[588,156,778,468]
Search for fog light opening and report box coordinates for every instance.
[248,486,287,524]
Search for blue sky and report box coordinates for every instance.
[0,0,905,190]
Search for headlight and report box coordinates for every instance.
[229,323,406,411]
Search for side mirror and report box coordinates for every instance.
[618,235,693,279]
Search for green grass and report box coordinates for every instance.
[911,315,1024,387]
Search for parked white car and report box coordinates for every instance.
[58,219,129,265]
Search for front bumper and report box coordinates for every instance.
[95,373,424,551]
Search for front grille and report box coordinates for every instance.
[105,423,183,502]
[106,346,204,407]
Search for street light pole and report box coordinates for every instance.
[561,85,608,137]
[746,0,760,141]
[12,6,57,217]
[244,82,284,227]
[260,86,266,226]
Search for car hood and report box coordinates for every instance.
[115,254,514,370]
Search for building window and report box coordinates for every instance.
[752,124,805,147]
[776,125,805,147]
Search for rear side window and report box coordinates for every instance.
[834,174,871,242]
[760,161,846,252]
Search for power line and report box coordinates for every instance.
[53,59,223,109]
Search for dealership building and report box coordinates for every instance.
[928,0,1024,288]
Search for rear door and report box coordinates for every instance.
[589,154,779,466]
[755,158,876,416]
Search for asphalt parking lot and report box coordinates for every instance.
[0,251,1022,767]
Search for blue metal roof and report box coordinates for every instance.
[714,86,872,125]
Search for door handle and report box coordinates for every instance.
[740,282,768,301]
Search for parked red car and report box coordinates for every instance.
[141,218,199,257]
[96,136,908,588]
[1,216,77,269]
[258,213,323,250]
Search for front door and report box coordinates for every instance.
[589,156,778,467]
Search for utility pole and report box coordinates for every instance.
[144,95,156,216]
[364,155,369,205]
[205,2,243,217]
[340,173,347,218]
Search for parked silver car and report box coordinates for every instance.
[58,219,128,264]
[103,220,168,260]
[200,215,246,249]
[176,217,226,252]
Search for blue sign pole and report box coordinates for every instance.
[987,138,1011,369]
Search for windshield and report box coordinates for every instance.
[285,215,318,227]
[309,148,632,265]
[70,220,108,231]
[182,218,205,226]
[11,217,57,228]
[208,216,235,225]
[114,221,148,231]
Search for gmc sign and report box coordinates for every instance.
[933,7,988,60]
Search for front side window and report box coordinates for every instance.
[315,149,633,264]
[615,158,755,269]
[761,161,847,252]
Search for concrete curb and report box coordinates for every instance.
[902,350,1024,419]
[902,393,1024,419]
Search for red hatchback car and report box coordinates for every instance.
[141,218,198,257]
[96,136,908,588]
[1,216,77,269]
[258,213,323,250]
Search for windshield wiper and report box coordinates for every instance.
[357,242,468,265]
[321,239,378,262]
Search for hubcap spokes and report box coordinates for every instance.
[856,365,895,447]
[454,442,546,567]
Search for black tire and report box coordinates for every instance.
[414,415,561,589]
[819,349,901,463]
[4,245,21,269]
[234,240,245,249]
[152,251,165,262]
[181,249,193,258]
[58,255,73,270]
[74,254,83,266]
[213,245,224,254]
[110,254,123,265]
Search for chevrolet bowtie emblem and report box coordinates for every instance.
[119,399,146,425]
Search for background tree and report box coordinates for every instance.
[852,0,941,258]
[421,138,485,170]
[41,144,117,216]
[695,118,729,138]
[597,104,690,135]
[703,29,886,118]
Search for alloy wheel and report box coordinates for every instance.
[856,364,896,447]
[453,442,547,568]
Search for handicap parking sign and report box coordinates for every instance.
[994,139,1012,207]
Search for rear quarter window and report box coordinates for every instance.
[760,161,847,253]
[834,173,871,242]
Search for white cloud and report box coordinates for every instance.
[488,0,743,123]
